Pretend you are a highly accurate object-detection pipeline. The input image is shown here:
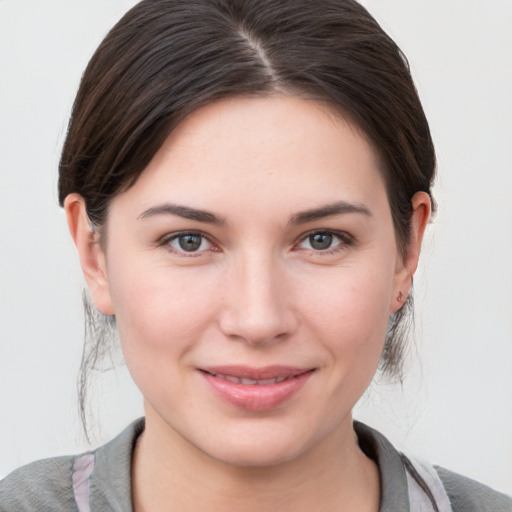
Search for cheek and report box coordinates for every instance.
[300,263,394,331]
[107,262,221,360]
[296,263,394,372]
[106,266,225,410]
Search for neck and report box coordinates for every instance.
[132,408,380,512]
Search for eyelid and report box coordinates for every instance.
[294,229,354,252]
[156,228,354,256]
[157,230,219,255]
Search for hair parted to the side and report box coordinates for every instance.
[58,0,436,435]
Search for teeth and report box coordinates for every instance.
[258,378,277,385]
[241,378,259,385]
[213,373,289,385]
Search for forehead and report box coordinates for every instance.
[111,95,389,219]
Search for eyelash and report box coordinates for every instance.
[158,229,354,257]
[294,230,354,255]
[158,231,218,256]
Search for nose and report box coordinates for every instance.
[219,252,298,345]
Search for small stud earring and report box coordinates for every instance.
[397,291,403,302]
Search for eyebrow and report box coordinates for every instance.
[288,201,372,225]
[138,200,371,226]
[138,203,226,225]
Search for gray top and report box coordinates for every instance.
[1,419,510,511]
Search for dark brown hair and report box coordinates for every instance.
[58,0,436,430]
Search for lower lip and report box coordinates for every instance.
[200,371,314,412]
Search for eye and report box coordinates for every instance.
[297,231,351,252]
[163,232,214,254]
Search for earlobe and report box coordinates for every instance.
[391,191,431,313]
[64,194,114,316]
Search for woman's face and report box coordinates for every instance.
[84,96,419,466]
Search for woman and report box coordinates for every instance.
[1,0,511,510]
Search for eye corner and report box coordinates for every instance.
[294,229,355,254]
[158,230,219,256]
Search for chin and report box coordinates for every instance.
[207,437,310,469]
[192,417,333,469]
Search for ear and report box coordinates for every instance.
[64,193,115,315]
[391,191,431,313]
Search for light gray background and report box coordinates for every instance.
[1,0,511,493]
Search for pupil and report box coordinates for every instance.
[179,234,202,251]
[310,233,332,250]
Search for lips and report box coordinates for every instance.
[199,366,315,411]
[211,373,288,385]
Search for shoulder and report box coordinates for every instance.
[435,466,512,512]
[0,455,78,511]
[354,421,512,512]
[0,419,143,512]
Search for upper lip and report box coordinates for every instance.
[199,365,314,380]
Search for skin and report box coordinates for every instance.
[66,96,430,511]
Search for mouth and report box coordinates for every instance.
[207,373,289,385]
[198,366,315,411]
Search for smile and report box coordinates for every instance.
[208,373,288,385]
[199,366,315,411]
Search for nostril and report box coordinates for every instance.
[217,261,298,344]
[219,311,297,346]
